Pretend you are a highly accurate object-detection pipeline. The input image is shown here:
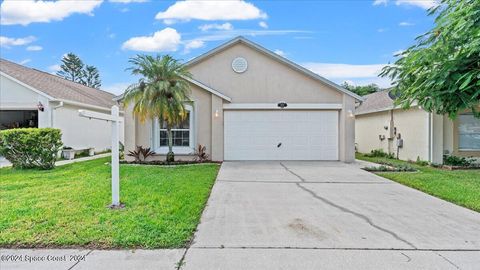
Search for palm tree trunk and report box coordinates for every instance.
[166,123,174,162]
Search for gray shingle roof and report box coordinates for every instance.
[1,58,116,109]
[355,90,395,115]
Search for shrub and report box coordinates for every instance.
[363,164,415,172]
[443,155,475,167]
[415,156,429,166]
[365,149,395,159]
[194,144,210,162]
[0,128,63,169]
[127,145,155,162]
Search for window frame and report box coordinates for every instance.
[152,104,194,155]
[458,113,480,151]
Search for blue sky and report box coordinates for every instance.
[0,0,437,95]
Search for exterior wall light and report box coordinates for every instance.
[37,102,45,112]
[214,109,219,118]
[348,110,354,117]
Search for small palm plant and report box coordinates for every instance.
[123,55,191,162]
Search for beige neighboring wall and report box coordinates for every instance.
[356,107,430,161]
[355,111,391,154]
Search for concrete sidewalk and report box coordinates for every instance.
[0,249,185,270]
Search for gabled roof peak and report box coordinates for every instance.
[185,36,364,101]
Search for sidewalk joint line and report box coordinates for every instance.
[67,249,93,270]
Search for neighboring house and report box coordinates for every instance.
[355,89,480,164]
[123,37,363,162]
[0,58,124,152]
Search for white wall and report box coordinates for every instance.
[0,74,51,127]
[53,103,124,151]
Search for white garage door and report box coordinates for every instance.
[224,110,339,160]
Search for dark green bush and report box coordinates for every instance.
[443,155,475,167]
[365,149,395,159]
[0,128,63,169]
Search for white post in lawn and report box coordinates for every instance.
[111,105,120,206]
[78,105,122,207]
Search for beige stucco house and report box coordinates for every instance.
[123,37,363,162]
[355,90,480,164]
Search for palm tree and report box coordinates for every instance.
[123,55,191,162]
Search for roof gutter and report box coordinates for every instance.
[55,99,124,114]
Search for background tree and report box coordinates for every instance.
[342,82,381,96]
[123,55,191,162]
[57,53,102,89]
[57,53,84,83]
[82,65,102,89]
[380,0,480,118]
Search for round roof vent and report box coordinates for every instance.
[231,57,248,73]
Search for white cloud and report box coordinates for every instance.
[373,0,387,6]
[103,82,132,95]
[48,64,61,73]
[0,36,36,48]
[399,21,414,26]
[155,0,267,24]
[377,28,387,33]
[373,0,438,9]
[198,22,233,32]
[109,0,148,3]
[274,49,286,57]
[259,21,268,29]
[183,39,205,54]
[303,63,386,79]
[190,29,310,43]
[185,40,204,50]
[0,0,102,26]
[26,45,43,51]
[122,28,181,52]
[19,59,31,65]
[303,62,393,88]
[395,0,438,9]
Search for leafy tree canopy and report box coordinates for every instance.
[342,82,381,96]
[57,53,102,89]
[380,0,480,118]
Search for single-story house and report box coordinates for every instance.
[123,36,363,162]
[0,58,124,152]
[355,89,480,164]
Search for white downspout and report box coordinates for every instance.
[51,101,64,128]
[428,112,432,162]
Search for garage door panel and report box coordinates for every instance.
[224,110,339,160]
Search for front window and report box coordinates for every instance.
[152,105,194,154]
[159,112,190,147]
[458,113,480,150]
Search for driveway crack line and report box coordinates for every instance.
[280,162,306,182]
[279,162,417,249]
[434,252,461,269]
[296,183,417,249]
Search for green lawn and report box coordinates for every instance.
[0,158,219,248]
[356,153,480,212]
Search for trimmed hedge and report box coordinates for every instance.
[0,128,63,169]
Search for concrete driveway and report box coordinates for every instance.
[182,161,480,270]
